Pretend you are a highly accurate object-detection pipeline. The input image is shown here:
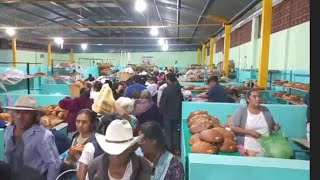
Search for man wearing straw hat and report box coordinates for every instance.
[4,95,61,180]
[87,119,151,180]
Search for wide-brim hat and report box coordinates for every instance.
[4,95,45,114]
[95,119,143,155]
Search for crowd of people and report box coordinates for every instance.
[0,67,310,179]
[0,69,185,180]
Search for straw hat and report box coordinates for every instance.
[4,95,45,114]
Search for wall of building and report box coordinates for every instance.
[213,0,309,74]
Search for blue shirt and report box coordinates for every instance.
[50,129,71,155]
[207,83,229,102]
[4,124,61,180]
[124,83,146,98]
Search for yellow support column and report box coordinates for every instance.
[48,42,52,66]
[69,48,74,63]
[209,38,215,70]
[223,24,231,76]
[197,48,201,64]
[258,0,272,88]
[12,37,17,67]
[202,43,206,65]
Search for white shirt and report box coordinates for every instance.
[108,160,133,180]
[78,142,95,180]
[147,83,158,96]
[90,91,100,102]
[157,83,167,107]
[244,110,269,155]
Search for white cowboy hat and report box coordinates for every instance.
[95,119,143,155]
[4,95,45,113]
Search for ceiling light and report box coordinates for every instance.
[54,37,64,49]
[135,0,147,12]
[161,40,169,51]
[158,38,165,45]
[81,43,88,50]
[150,27,159,36]
[5,27,15,36]
[54,37,64,45]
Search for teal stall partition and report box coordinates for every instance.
[189,154,309,180]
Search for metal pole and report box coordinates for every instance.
[27,63,30,94]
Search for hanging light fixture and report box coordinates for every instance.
[161,40,169,51]
[81,43,88,50]
[150,27,159,36]
[135,0,147,12]
[158,38,165,45]
[54,37,64,49]
[5,27,15,36]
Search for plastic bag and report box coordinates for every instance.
[92,84,115,115]
[260,130,294,159]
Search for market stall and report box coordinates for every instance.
[181,102,309,180]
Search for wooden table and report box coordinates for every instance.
[291,138,310,149]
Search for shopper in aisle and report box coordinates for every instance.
[174,67,179,74]
[4,96,61,180]
[87,119,151,180]
[76,114,113,180]
[85,74,95,82]
[59,87,94,133]
[163,67,168,74]
[50,128,71,155]
[157,72,165,83]
[205,76,230,102]
[230,89,280,156]
[111,82,125,100]
[115,97,139,130]
[77,105,140,180]
[303,91,310,142]
[60,109,99,172]
[124,75,147,98]
[227,88,241,103]
[159,73,183,154]
[132,90,160,136]
[139,121,184,180]
[104,79,113,89]
[157,80,168,108]
[146,76,158,103]
[90,81,103,101]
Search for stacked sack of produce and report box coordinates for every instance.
[188,110,237,154]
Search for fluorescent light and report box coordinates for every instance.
[54,37,64,49]
[150,27,158,36]
[158,38,165,45]
[81,43,88,50]
[135,0,146,12]
[54,37,64,45]
[161,40,169,51]
[5,27,15,36]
